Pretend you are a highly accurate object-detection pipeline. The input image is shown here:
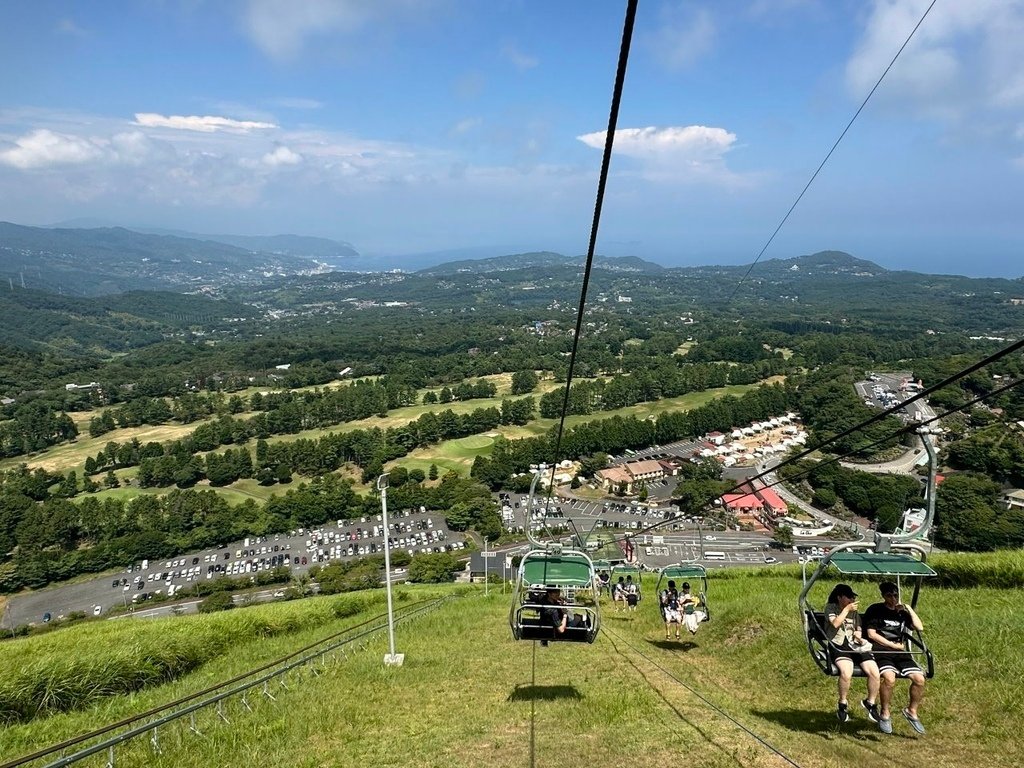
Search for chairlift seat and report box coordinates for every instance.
[510,549,601,644]
[800,545,936,679]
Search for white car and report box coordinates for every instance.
[704,535,717,541]
[93,605,102,616]
[764,557,778,564]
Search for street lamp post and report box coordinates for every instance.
[377,473,404,667]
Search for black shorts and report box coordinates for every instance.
[876,652,923,677]
[626,594,639,606]
[832,649,875,667]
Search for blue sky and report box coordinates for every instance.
[1,1,1023,276]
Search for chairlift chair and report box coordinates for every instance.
[509,548,601,643]
[655,564,711,623]
[508,466,602,644]
[798,542,935,679]
[609,563,642,603]
[801,428,939,679]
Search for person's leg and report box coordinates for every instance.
[907,671,925,718]
[879,670,896,719]
[835,658,853,721]
[862,660,880,705]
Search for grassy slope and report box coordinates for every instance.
[3,572,1021,767]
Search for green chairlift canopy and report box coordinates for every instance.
[827,551,936,577]
[611,564,641,578]
[522,553,594,587]
[660,565,708,581]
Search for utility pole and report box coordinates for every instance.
[377,473,404,667]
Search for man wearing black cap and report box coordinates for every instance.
[825,583,880,724]
[864,581,927,735]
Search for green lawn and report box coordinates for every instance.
[0,422,201,475]
[13,378,779,506]
[404,381,773,467]
[2,572,1020,768]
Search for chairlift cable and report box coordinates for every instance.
[600,343,1024,547]
[608,369,1022,548]
[604,626,805,768]
[728,0,938,300]
[544,0,637,516]
[762,376,1024,494]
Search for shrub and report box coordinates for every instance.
[197,592,235,613]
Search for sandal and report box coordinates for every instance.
[902,708,925,734]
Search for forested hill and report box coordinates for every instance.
[0,222,331,296]
[0,289,254,356]
[133,229,361,266]
[418,251,666,275]
[749,249,889,277]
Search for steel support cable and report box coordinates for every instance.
[527,6,637,765]
[544,0,638,515]
[604,626,804,768]
[1,598,444,768]
[765,376,1024,492]
[599,335,1024,546]
[728,0,938,300]
[607,371,1022,548]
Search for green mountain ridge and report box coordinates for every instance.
[419,250,666,275]
[0,222,330,297]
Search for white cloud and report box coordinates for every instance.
[262,146,303,166]
[578,125,736,159]
[577,125,749,186]
[240,0,434,60]
[0,107,602,237]
[0,129,102,169]
[847,0,1024,119]
[501,43,538,72]
[648,4,715,71]
[134,113,277,133]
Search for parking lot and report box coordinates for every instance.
[4,510,466,627]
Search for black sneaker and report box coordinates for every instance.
[861,699,880,723]
[540,639,549,647]
[837,703,850,723]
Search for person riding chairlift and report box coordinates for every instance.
[680,582,706,635]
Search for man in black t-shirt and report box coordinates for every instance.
[539,588,568,646]
[864,581,927,735]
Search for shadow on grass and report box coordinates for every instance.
[508,684,583,702]
[603,611,633,618]
[647,639,698,652]
[753,709,909,742]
